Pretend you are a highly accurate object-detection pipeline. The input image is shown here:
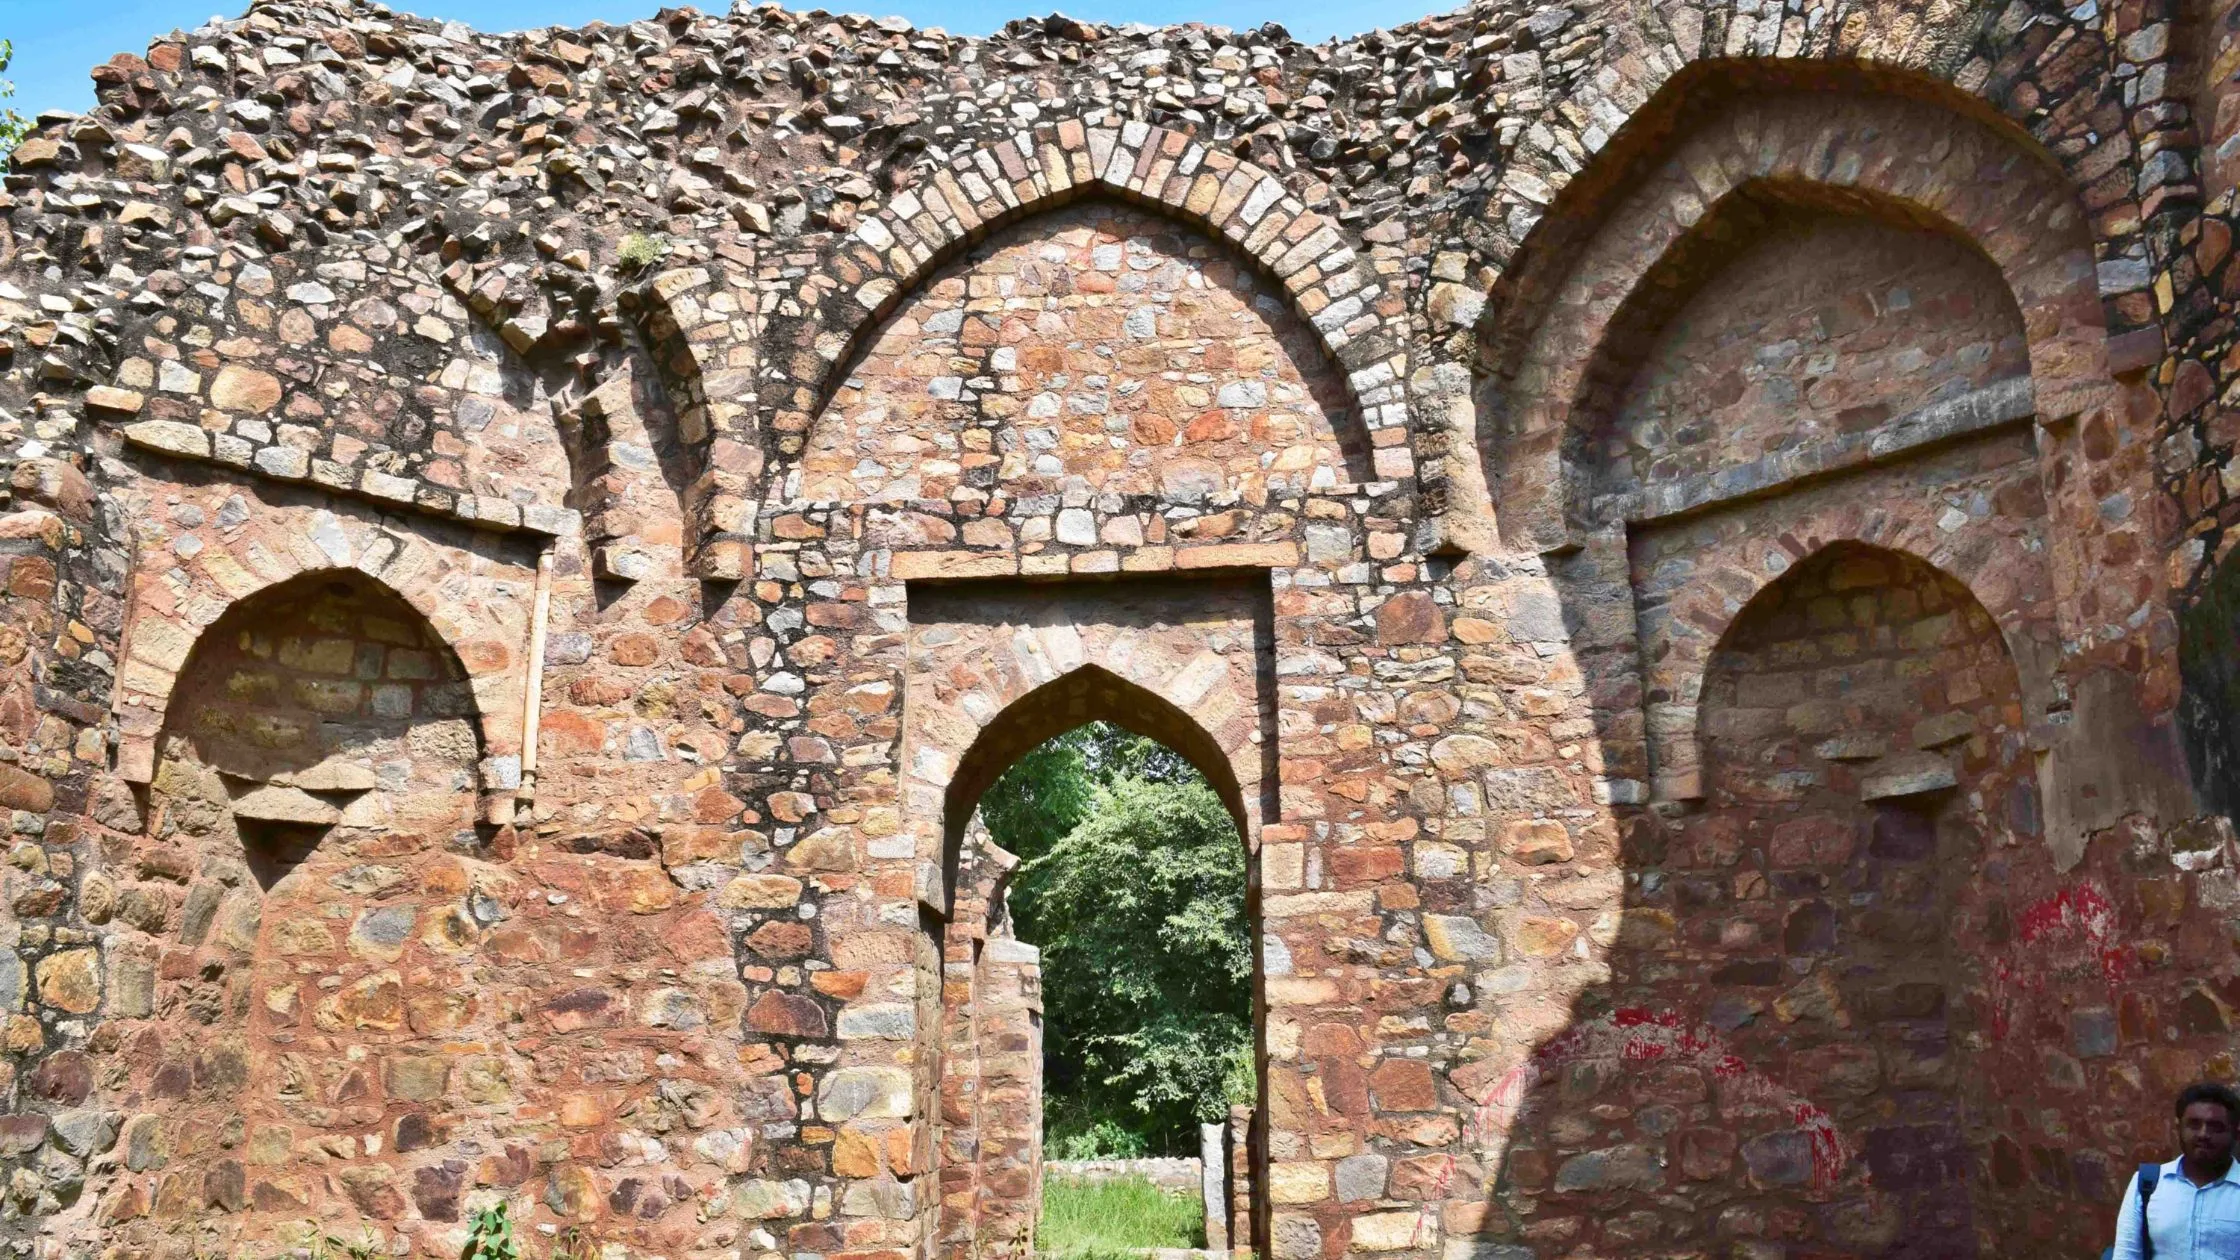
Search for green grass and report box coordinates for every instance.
[1038,1174,1206,1256]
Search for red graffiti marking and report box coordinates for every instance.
[1466,1006,1851,1190]
[1796,1101,1845,1186]
[1410,1154,1456,1248]
[2017,882,2126,985]
[1990,879,2125,1041]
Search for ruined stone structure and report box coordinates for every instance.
[5,0,2240,1255]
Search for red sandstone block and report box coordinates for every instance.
[1175,541,1300,569]
[1330,845,1404,885]
[1367,1058,1438,1112]
[892,551,1017,580]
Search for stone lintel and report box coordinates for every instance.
[1859,752,1960,802]
[120,424,583,540]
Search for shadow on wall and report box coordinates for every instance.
[1490,541,2177,1258]
[2180,545,2240,820]
[1451,64,2232,1256]
[150,569,485,888]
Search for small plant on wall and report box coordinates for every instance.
[465,1203,522,1260]
[331,1235,384,1260]
[616,231,670,271]
[240,1224,384,1260]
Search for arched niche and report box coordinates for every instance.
[1494,541,2050,1256]
[632,119,1414,577]
[1476,87,2110,556]
[1636,486,2064,807]
[1583,197,2029,515]
[110,568,486,1243]
[782,124,1401,470]
[149,568,485,885]
[1691,540,2039,1253]
[1699,541,2034,816]
[793,199,1371,514]
[109,497,533,817]
[1470,77,2177,864]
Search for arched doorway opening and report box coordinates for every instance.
[937,668,1265,1260]
[2180,542,2240,819]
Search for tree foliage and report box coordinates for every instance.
[979,723,1253,1157]
[0,42,28,156]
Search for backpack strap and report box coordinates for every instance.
[2138,1162,2161,1260]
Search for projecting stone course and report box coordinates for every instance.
[0,0,2236,1258]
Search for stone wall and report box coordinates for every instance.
[1603,210,2031,504]
[1044,1158,1204,1194]
[804,199,1365,508]
[1495,543,2038,1256]
[0,0,2235,1258]
[937,814,1042,1260]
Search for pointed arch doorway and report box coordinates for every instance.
[902,576,1279,1260]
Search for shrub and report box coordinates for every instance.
[1048,1115,1150,1161]
[1020,769,1252,1155]
[984,723,1253,1156]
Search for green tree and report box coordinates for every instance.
[977,729,1097,864]
[977,722,1196,863]
[981,723,1254,1157]
[0,42,29,154]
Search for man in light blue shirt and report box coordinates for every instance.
[2111,1082,2240,1259]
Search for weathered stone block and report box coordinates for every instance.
[818,1067,914,1121]
[1554,1145,1662,1193]
[35,949,100,1015]
[1424,915,1502,962]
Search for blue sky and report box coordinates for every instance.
[4,0,1443,119]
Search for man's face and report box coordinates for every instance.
[2181,1101,2237,1166]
